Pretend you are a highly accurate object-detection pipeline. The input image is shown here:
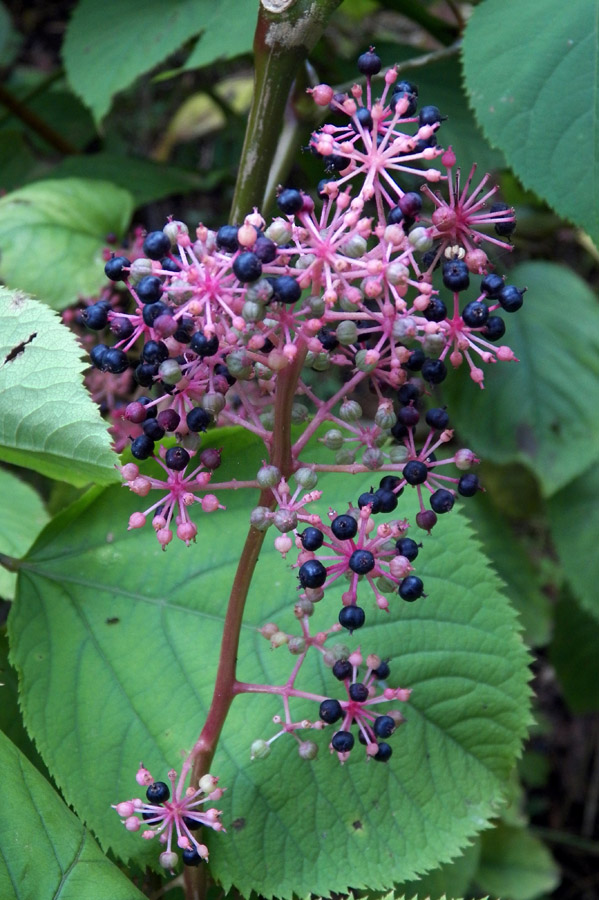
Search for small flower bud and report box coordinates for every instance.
[273,509,298,533]
[160,850,179,869]
[335,320,359,345]
[251,739,272,760]
[291,402,310,423]
[408,227,433,252]
[294,467,318,489]
[374,401,397,429]
[455,448,477,470]
[295,598,314,618]
[288,636,306,654]
[335,448,356,465]
[363,447,384,470]
[257,465,281,488]
[323,429,345,450]
[158,358,182,384]
[339,399,362,422]
[270,631,289,648]
[259,622,279,638]
[265,218,292,243]
[250,506,272,530]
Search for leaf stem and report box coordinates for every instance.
[0,553,20,573]
[0,83,79,155]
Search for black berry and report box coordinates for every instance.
[398,383,420,405]
[103,347,128,374]
[462,301,489,328]
[332,731,355,752]
[190,333,219,357]
[233,251,262,283]
[374,742,393,762]
[399,575,424,601]
[458,473,480,497]
[136,275,163,304]
[403,460,428,485]
[298,559,327,589]
[430,488,455,513]
[142,340,169,365]
[300,527,324,551]
[143,231,171,260]
[498,284,526,313]
[395,537,419,560]
[104,255,130,281]
[131,434,154,460]
[165,446,190,471]
[421,358,447,384]
[182,847,203,866]
[358,491,381,513]
[331,514,358,541]
[373,660,390,679]
[271,275,301,305]
[277,188,304,215]
[186,407,212,432]
[442,259,470,292]
[419,105,445,126]
[338,605,365,633]
[332,659,352,681]
[423,297,448,322]
[373,715,395,738]
[480,273,504,298]
[146,781,170,803]
[357,50,381,76]
[83,302,109,330]
[142,417,165,441]
[216,225,239,252]
[483,316,506,341]
[319,698,343,724]
[374,489,398,513]
[349,682,369,702]
[490,201,516,236]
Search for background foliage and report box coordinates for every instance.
[1,1,598,899]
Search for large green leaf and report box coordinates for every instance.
[0,178,133,309]
[475,824,559,900]
[547,463,599,618]
[0,288,119,485]
[550,592,599,713]
[462,0,599,245]
[0,730,146,900]
[0,468,48,599]
[396,839,480,899]
[444,262,599,498]
[0,629,49,775]
[63,0,258,124]
[10,429,530,897]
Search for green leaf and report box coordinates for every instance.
[462,497,551,648]
[0,178,133,309]
[0,730,147,900]
[10,429,530,898]
[547,464,599,618]
[0,468,48,599]
[0,130,37,191]
[0,628,50,776]
[396,840,480,899]
[444,262,599,498]
[0,288,119,486]
[462,0,599,244]
[550,592,599,713]
[41,153,210,207]
[475,824,559,900]
[62,0,257,124]
[183,0,259,71]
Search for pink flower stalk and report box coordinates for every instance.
[113,766,225,870]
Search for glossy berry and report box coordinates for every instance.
[374,741,393,762]
[423,297,448,322]
[397,383,420,405]
[143,418,165,441]
[398,404,420,427]
[387,205,405,226]
[373,715,395,738]
[349,549,375,575]
[328,153,349,171]
[142,301,169,327]
[394,79,418,97]
[146,781,170,803]
[462,300,489,328]
[298,559,327,589]
[270,275,301,305]
[300,527,324,551]
[490,201,516,236]
[419,105,444,126]
[332,659,352,681]
[357,50,381,75]
[373,660,390,679]
[254,236,277,263]
[233,251,262,283]
[379,475,401,492]
[442,259,470,292]
[331,514,358,541]
[498,284,526,313]
[403,347,425,371]
[142,340,169,364]
[358,491,381,513]
[186,407,212,432]
[319,698,343,724]
[349,682,369,702]
[136,275,163,304]
[182,847,203,867]
[165,446,190,471]
[277,188,303,215]
[352,106,373,130]
[483,316,506,341]
[332,730,355,752]
[403,460,428,485]
[480,272,504,298]
[317,327,339,351]
[143,231,171,260]
[161,257,180,273]
[190,332,219,357]
[103,347,128,374]
[111,318,134,340]
[216,225,239,252]
[399,192,422,218]
[157,409,180,432]
[395,537,419,561]
[374,489,398,513]
[317,178,336,199]
[458,473,480,497]
[430,488,455,513]
[391,421,408,441]
[421,357,447,384]
[83,302,109,330]
[339,605,365,633]
[131,434,154,460]
[426,407,449,430]
[390,90,417,116]
[399,575,424,601]
[104,255,130,281]
[134,362,158,386]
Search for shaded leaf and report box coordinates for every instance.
[396,839,480,899]
[0,628,50,777]
[0,130,37,191]
[463,0,599,245]
[0,467,48,599]
[444,262,599,497]
[0,730,146,900]
[184,0,259,71]
[550,592,599,713]
[476,823,559,900]
[0,178,133,309]
[0,288,119,486]
[10,429,530,897]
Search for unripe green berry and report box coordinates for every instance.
[311,352,331,372]
[242,300,266,323]
[335,448,356,465]
[255,362,273,380]
[336,320,358,345]
[270,630,289,648]
[265,218,292,243]
[377,575,397,593]
[423,334,445,356]
[340,292,362,311]
[250,739,272,760]
[163,220,188,244]
[201,392,225,415]
[295,598,314,617]
[257,465,281,488]
[226,351,252,379]
[259,409,275,429]
[294,467,318,489]
[355,349,378,373]
[408,226,433,252]
[392,316,416,340]
[158,359,182,384]
[298,740,319,760]
[307,295,326,316]
[363,447,384,469]
[245,278,273,305]
[129,257,153,284]
[295,252,316,270]
[167,279,193,304]
[181,433,201,452]
[339,399,362,422]
[374,402,397,429]
[323,429,344,450]
[389,445,409,463]
[341,234,368,258]
[288,636,306,654]
[250,506,272,530]
[273,509,298,532]
[386,261,410,285]
[291,402,309,423]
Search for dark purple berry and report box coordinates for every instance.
[125,401,148,424]
[480,273,504,298]
[462,301,489,328]
[136,275,163,304]
[331,514,358,541]
[157,409,180,432]
[352,107,373,131]
[390,90,417,116]
[146,781,170,803]
[271,275,301,305]
[83,302,109,330]
[349,682,369,702]
[319,698,343,724]
[423,297,448,322]
[490,202,516,236]
[349,549,375,575]
[298,559,327,589]
[328,153,349,172]
[216,225,239,252]
[387,205,406,226]
[277,188,304,215]
[419,105,445,126]
[373,715,395,738]
[483,316,506,341]
[379,475,401,492]
[358,491,381,513]
[317,327,339,351]
[233,251,262,283]
[332,659,352,681]
[190,333,219,357]
[421,357,447,384]
[373,660,390,679]
[317,178,337,200]
[399,192,422,218]
[442,259,470,292]
[134,362,158,386]
[403,460,428,485]
[199,448,221,469]
[430,488,455,513]
[182,816,202,831]
[161,257,180,273]
[253,236,277,263]
[416,509,437,532]
[398,383,420,405]
[110,317,134,340]
[391,421,409,441]
[104,255,130,281]
[186,407,212,432]
[357,50,381,75]
[142,301,169,327]
[103,347,128,374]
[131,434,154,460]
[399,575,424,601]
[142,417,165,441]
[300,527,324,551]
[395,537,419,560]
[398,404,420,427]
[425,407,449,430]
[339,605,365,633]
[90,344,109,369]
[165,446,190,471]
[332,731,355,753]
[374,742,393,762]
[403,347,425,371]
[143,231,171,260]
[182,847,203,866]
[498,284,526,313]
[458,473,480,497]
[374,489,398,513]
[393,80,418,97]
[142,340,169,364]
